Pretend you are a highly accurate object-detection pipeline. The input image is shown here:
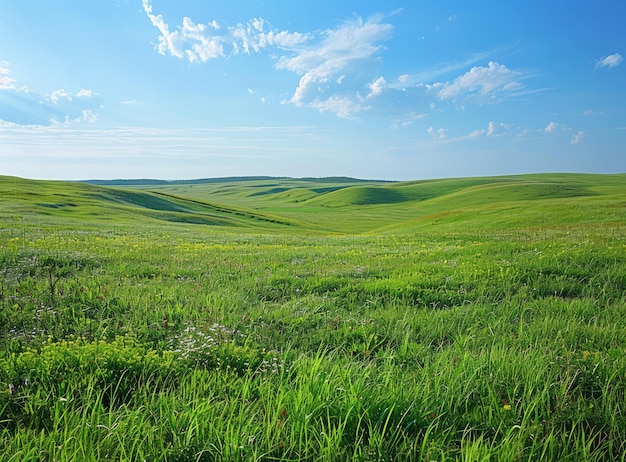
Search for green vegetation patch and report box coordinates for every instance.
[0,173,625,460]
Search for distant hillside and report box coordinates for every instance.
[305,174,598,207]
[2,173,624,234]
[0,175,302,230]
[82,176,382,186]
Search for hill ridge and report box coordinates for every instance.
[81,176,387,186]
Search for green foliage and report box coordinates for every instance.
[1,336,165,432]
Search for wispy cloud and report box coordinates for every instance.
[367,77,387,99]
[361,55,531,126]
[544,121,557,133]
[570,130,585,144]
[142,0,308,63]
[596,53,623,69]
[142,0,224,62]
[0,124,324,166]
[0,64,16,89]
[468,121,511,138]
[0,62,102,126]
[309,96,367,119]
[427,126,447,140]
[544,121,562,133]
[376,52,491,92]
[275,15,392,111]
[437,61,524,102]
[0,84,102,127]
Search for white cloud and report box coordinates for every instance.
[310,95,365,119]
[81,109,99,123]
[0,76,13,89]
[391,112,425,129]
[542,121,572,134]
[0,73,102,127]
[596,53,623,69]
[276,15,392,109]
[487,121,503,135]
[570,130,585,144]
[428,126,447,139]
[544,121,558,133]
[0,65,15,89]
[438,61,523,101]
[50,89,73,103]
[383,52,490,92]
[231,18,310,56]
[142,0,307,63]
[468,121,510,137]
[367,76,387,98]
[143,0,187,59]
[121,100,142,106]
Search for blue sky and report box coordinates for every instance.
[0,1,624,180]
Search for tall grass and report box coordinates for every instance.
[1,174,625,460]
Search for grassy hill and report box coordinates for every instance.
[110,172,625,234]
[0,175,300,229]
[2,173,624,234]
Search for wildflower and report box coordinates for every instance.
[8,384,14,394]
[503,404,512,411]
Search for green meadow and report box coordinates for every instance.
[1,173,625,461]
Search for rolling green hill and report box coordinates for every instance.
[1,173,624,234]
[0,175,300,230]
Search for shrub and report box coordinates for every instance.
[0,335,174,430]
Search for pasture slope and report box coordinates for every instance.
[12,172,620,233]
[1,172,625,461]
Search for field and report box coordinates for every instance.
[1,173,625,461]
